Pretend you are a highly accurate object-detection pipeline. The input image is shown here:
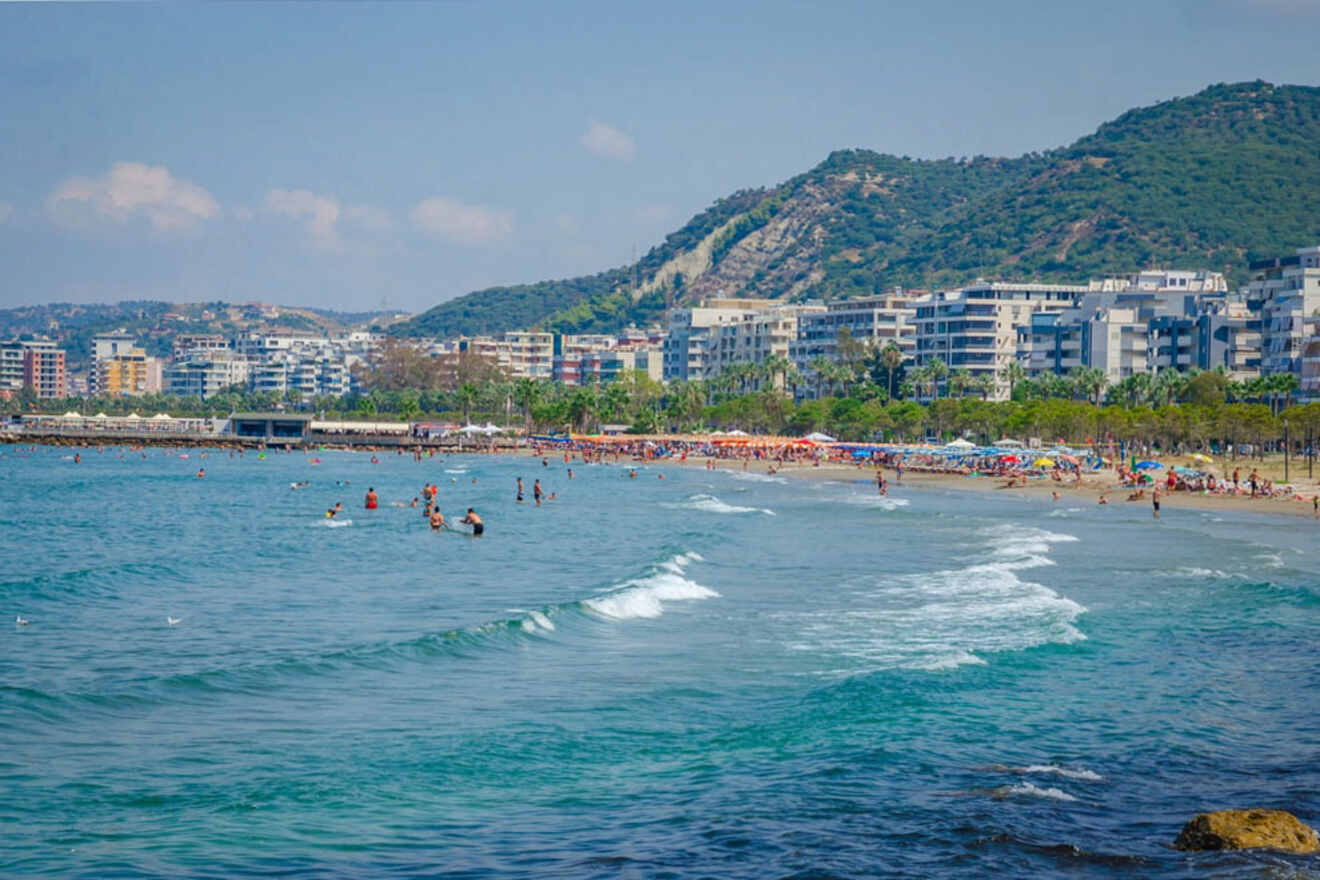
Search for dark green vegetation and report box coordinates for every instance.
[395,81,1320,338]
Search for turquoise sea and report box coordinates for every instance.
[2,444,1318,877]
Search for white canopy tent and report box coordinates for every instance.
[803,432,836,442]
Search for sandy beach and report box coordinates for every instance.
[530,448,1320,520]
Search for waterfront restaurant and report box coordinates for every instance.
[228,412,313,441]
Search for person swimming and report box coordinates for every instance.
[460,508,483,536]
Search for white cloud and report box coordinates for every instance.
[580,120,636,161]
[0,202,12,223]
[411,197,512,246]
[343,203,393,233]
[266,188,341,248]
[48,162,219,232]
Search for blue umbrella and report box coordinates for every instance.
[1135,460,1162,470]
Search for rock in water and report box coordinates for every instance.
[1174,809,1319,854]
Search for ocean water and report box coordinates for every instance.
[2,445,1318,878]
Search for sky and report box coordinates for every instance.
[1,0,1318,315]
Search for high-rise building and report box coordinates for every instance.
[1,337,66,399]
[662,299,777,382]
[1250,245,1320,376]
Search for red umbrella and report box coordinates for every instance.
[999,454,1021,463]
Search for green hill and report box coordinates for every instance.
[395,80,1320,339]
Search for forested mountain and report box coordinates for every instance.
[396,80,1320,339]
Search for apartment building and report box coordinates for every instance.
[914,282,1090,399]
[662,299,777,382]
[22,343,67,399]
[1250,245,1320,376]
[2,337,66,398]
[714,303,824,387]
[165,350,251,398]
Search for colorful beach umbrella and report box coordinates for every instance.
[1135,460,1161,470]
[1033,457,1056,467]
[998,454,1021,463]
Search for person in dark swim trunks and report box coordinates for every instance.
[461,508,484,536]
[1152,486,1161,519]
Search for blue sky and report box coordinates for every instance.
[1,0,1317,314]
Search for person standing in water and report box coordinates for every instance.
[460,508,484,536]
[516,477,525,503]
[429,508,445,530]
[1152,486,1161,519]
[365,487,378,510]
[533,479,543,506]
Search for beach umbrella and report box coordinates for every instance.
[481,422,503,435]
[1135,460,1161,470]
[727,429,750,437]
[1033,457,1056,467]
[125,412,140,419]
[458,424,484,434]
[803,432,836,442]
[996,438,1024,448]
[945,438,975,450]
[94,412,108,419]
[60,411,81,418]
[1057,453,1080,464]
[998,454,1021,463]
[1191,453,1212,463]
[152,413,172,419]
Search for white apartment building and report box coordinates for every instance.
[1250,245,1320,376]
[715,303,824,386]
[165,351,251,398]
[790,292,919,390]
[662,299,777,382]
[914,282,1090,399]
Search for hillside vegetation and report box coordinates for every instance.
[395,81,1320,339]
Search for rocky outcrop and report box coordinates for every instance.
[1173,809,1319,854]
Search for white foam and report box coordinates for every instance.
[728,471,787,484]
[582,554,719,621]
[1256,552,1285,569]
[993,782,1078,802]
[527,610,555,631]
[840,495,911,511]
[1011,764,1103,782]
[781,524,1086,671]
[1160,567,1231,579]
[671,494,774,516]
[444,468,467,474]
[318,519,352,528]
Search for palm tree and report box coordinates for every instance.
[926,357,949,400]
[1002,361,1026,400]
[456,382,479,425]
[974,372,995,400]
[880,344,904,400]
[513,377,543,436]
[950,368,972,398]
